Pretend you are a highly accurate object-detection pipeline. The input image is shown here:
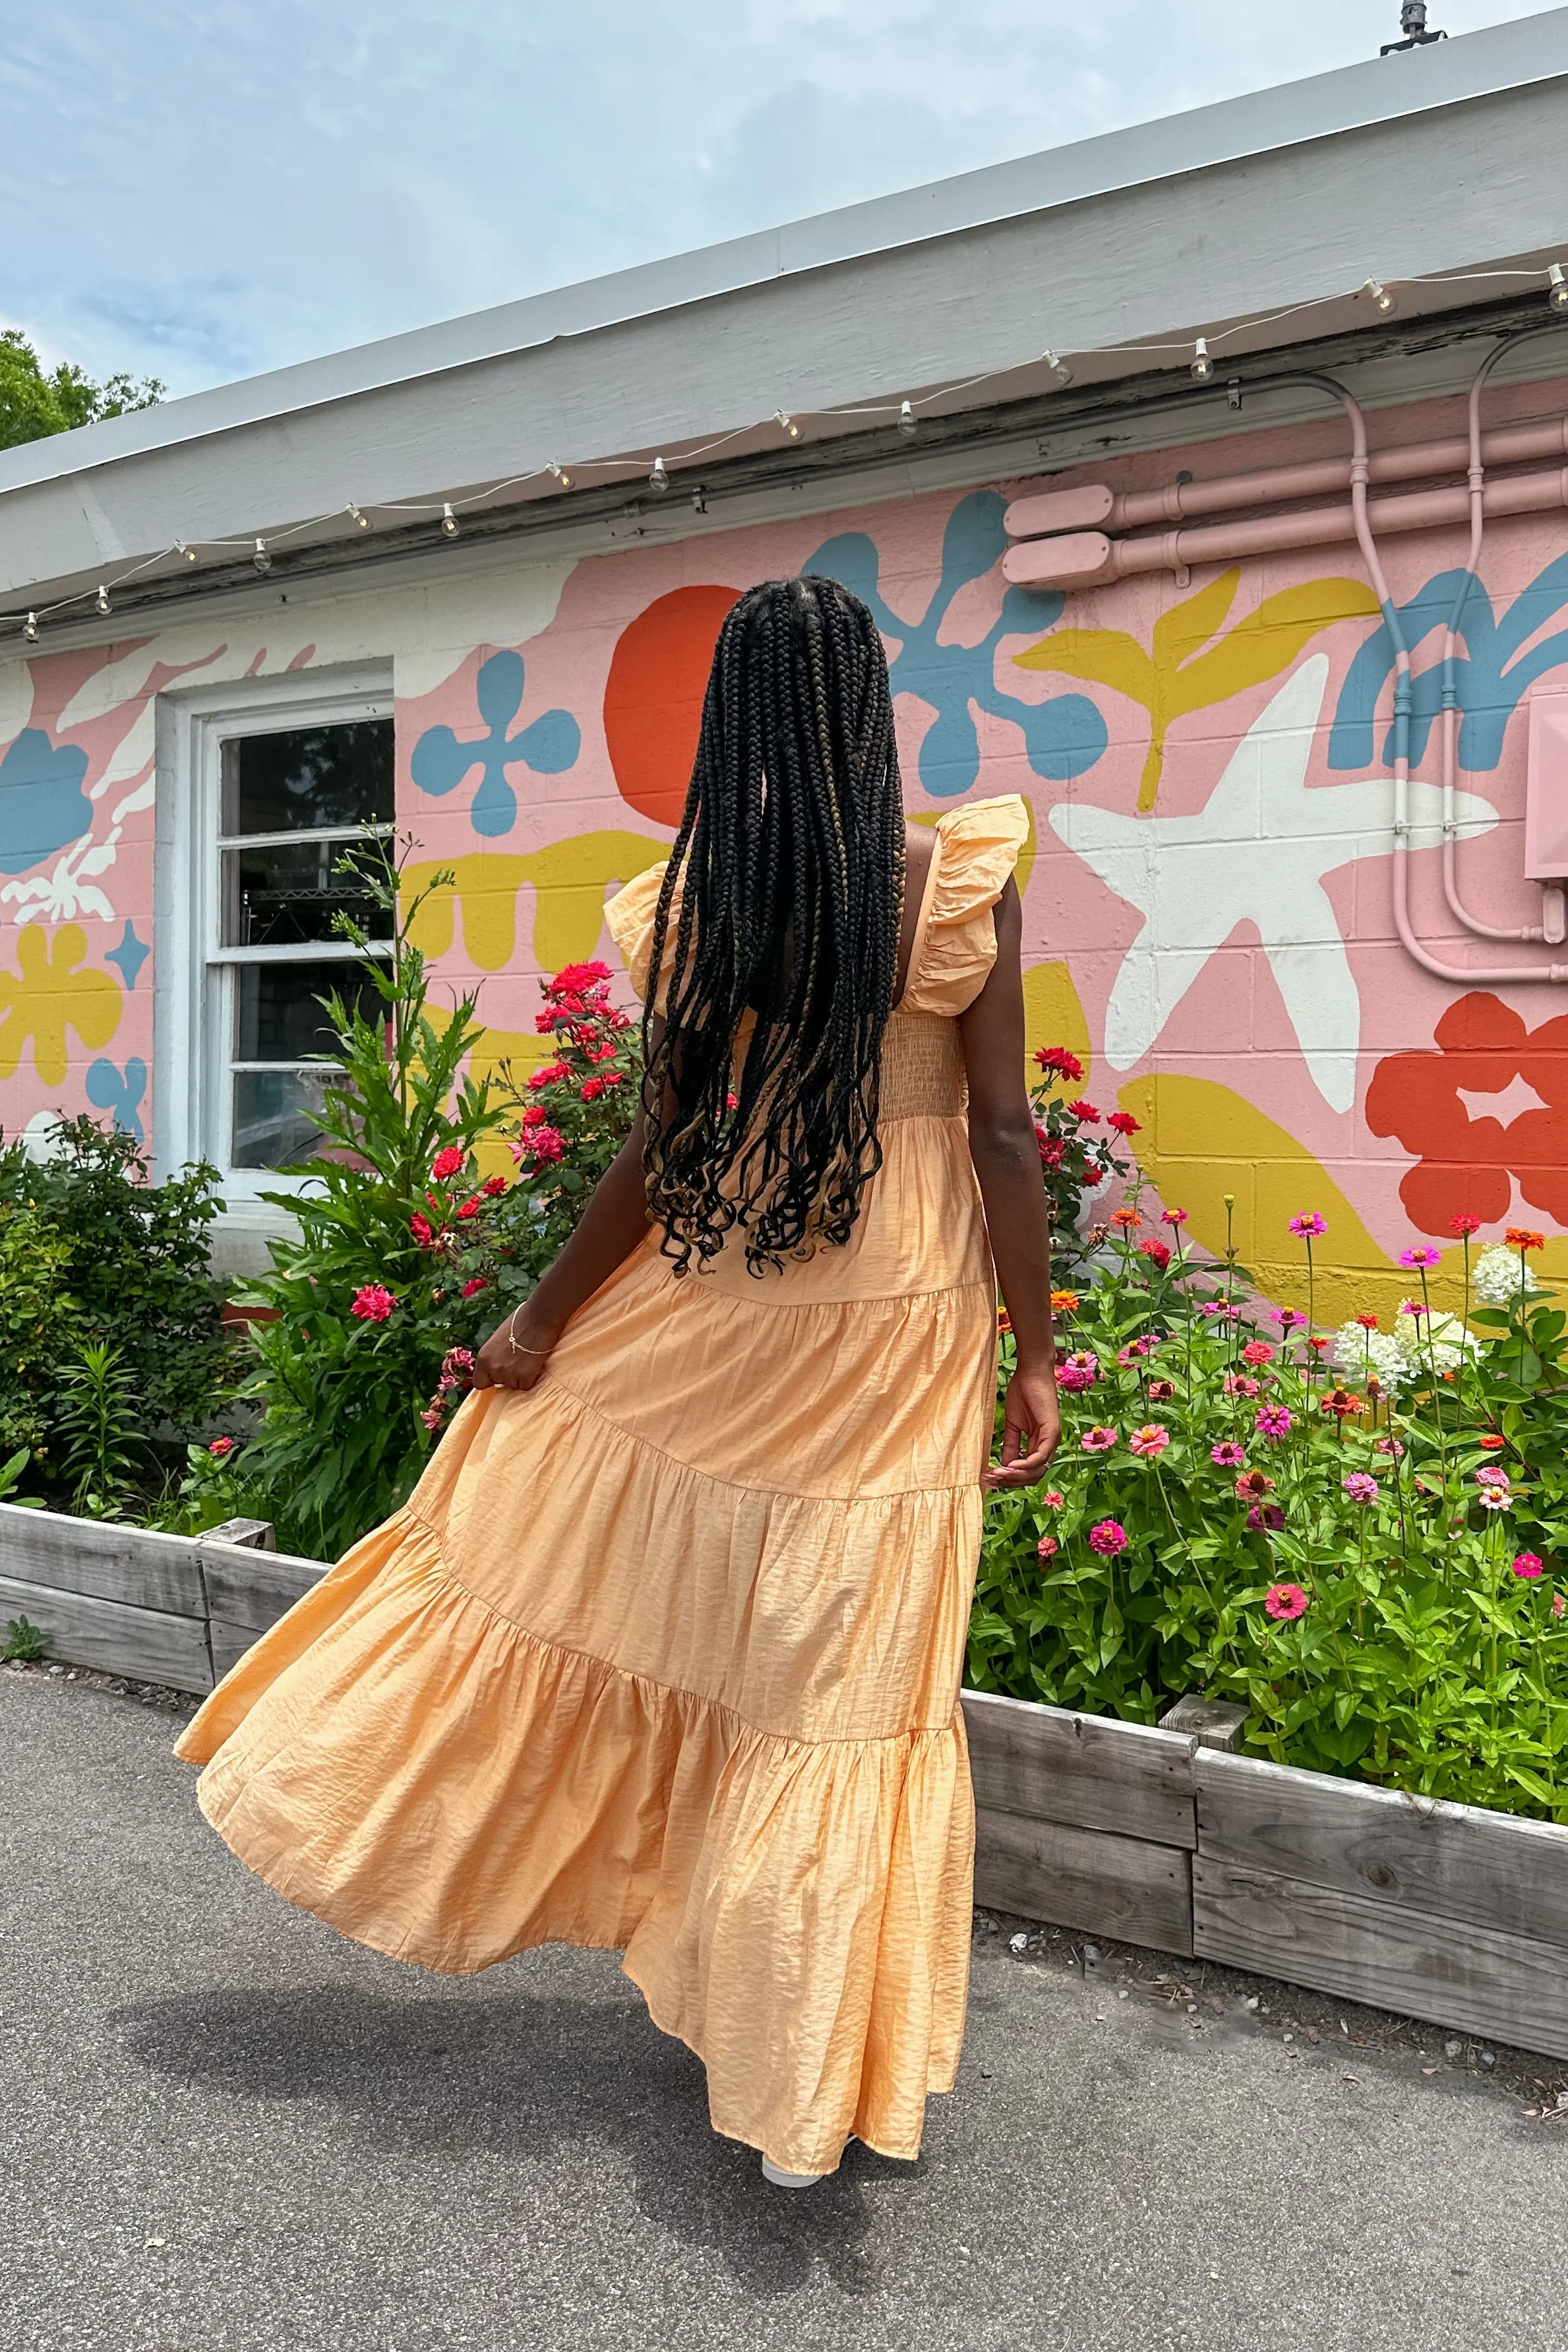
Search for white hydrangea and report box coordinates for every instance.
[1471,1244,1542,1306]
[1393,1310,1479,1375]
[1331,1321,1412,1394]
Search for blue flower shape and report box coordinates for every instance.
[801,491,1107,797]
[0,727,93,876]
[86,1055,148,1143]
[410,650,581,838]
[1329,549,1568,774]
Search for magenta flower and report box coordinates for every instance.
[1255,1404,1293,1439]
[1088,1519,1130,1557]
[1037,1534,1060,1560]
[1373,1434,1406,1458]
[1399,1298,1428,1319]
[1342,1471,1379,1505]
[1224,1373,1262,1399]
[521,1124,566,1165]
[1211,1441,1246,1468]
[1058,1350,1100,1393]
[1161,1207,1188,1228]
[1265,1582,1309,1621]
[1128,1424,1170,1459]
[1475,1466,1511,1490]
[349,1284,397,1323]
[1247,1503,1286,1532]
[1555,1594,1566,1621]
[1399,1246,1442,1269]
[1080,1426,1119,1453]
[1513,1552,1545,1579]
[1288,1213,1327,1238]
[419,1406,444,1431]
[1271,1308,1305,1330]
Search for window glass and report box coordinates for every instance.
[233,961,386,1064]
[231,1070,347,1171]
[222,839,387,949]
[221,720,395,837]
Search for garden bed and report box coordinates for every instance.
[963,1685,1568,2061]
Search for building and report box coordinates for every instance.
[3,12,1568,1316]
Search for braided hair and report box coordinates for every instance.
[641,574,905,1277]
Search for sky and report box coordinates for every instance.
[0,1,1548,400]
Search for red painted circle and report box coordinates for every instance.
[604,584,742,828]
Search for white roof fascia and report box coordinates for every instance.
[1,7,1565,500]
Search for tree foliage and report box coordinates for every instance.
[0,328,163,452]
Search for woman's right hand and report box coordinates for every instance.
[471,1306,562,1393]
[984,1362,1062,1491]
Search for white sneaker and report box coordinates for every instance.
[761,2156,824,2189]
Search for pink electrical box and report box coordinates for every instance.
[1526,684,1568,880]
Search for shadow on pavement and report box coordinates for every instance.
[112,1981,915,2295]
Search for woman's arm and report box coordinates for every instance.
[957,879,1061,1490]
[472,1023,665,1392]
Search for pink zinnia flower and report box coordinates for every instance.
[1117,1338,1155,1366]
[1478,1488,1512,1512]
[349,1284,396,1323]
[1374,1434,1406,1458]
[1399,1298,1428,1319]
[1128,1424,1169,1459]
[1235,1469,1276,1501]
[1514,1552,1545,1580]
[1042,1489,1065,1509]
[1271,1308,1305,1330]
[1147,1379,1175,1402]
[1342,1471,1379,1505]
[1255,1404,1292,1439]
[1451,1213,1483,1237]
[1247,1503,1286,1532]
[1288,1213,1327,1238]
[1554,1594,1566,1620]
[1058,1350,1100,1393]
[1240,1341,1274,1367]
[208,1435,235,1459]
[1037,1535,1060,1560]
[1211,1441,1246,1467]
[1161,1207,1187,1227]
[1400,1246,1441,1269]
[1080,1426,1118,1453]
[1224,1373,1262,1399]
[1475,1466,1511,1490]
[431,1145,466,1180]
[1137,1239,1172,1272]
[1265,1582,1309,1621]
[1088,1519,1129,1557]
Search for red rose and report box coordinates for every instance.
[431,1145,466,1181]
[481,1174,507,1196]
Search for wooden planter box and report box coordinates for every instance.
[962,1685,1568,2061]
[0,1501,326,1695]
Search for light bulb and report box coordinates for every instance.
[1190,337,1213,382]
[1365,278,1397,315]
[177,541,198,564]
[774,408,800,439]
[441,502,460,538]
[1043,347,1073,386]
[1550,263,1568,313]
[547,462,573,488]
[691,486,708,515]
[649,456,669,493]
[96,584,111,615]
[898,400,917,438]
[23,611,37,641]
[349,504,371,530]
[253,539,271,573]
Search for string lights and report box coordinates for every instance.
[7,255,1567,645]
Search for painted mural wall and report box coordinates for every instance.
[4,367,1568,1320]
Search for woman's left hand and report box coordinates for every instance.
[471,1307,562,1392]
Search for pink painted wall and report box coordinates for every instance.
[4,365,1568,1317]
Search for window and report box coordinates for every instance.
[156,669,396,1213]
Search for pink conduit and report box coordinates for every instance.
[1000,467,1568,590]
[1002,415,1568,541]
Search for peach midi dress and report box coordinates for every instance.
[177,793,1030,2176]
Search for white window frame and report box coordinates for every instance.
[154,663,396,1221]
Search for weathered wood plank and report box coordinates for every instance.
[203,1519,275,1552]
[962,1687,1197,1848]
[0,1573,212,1694]
[208,1619,264,1682]
[198,1547,328,1635]
[975,1805,1193,1955]
[1197,1749,1568,1951]
[0,1503,205,1616]
[1159,1695,1249,1752]
[1193,1856,1568,2060]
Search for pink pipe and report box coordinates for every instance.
[1437,357,1546,942]
[1000,466,1568,590]
[1002,417,1568,541]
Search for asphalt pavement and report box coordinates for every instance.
[5,1660,1567,2352]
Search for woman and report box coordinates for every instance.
[177,574,1060,2186]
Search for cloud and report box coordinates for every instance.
[0,0,1532,395]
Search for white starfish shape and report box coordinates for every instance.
[1048,655,1497,1114]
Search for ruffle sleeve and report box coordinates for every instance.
[899,795,1031,1019]
[605,860,673,1007]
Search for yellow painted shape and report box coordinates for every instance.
[1021,961,1092,1098]
[1113,1071,1545,1328]
[403,832,669,975]
[0,924,121,1086]
[912,795,1037,903]
[1013,571,1380,811]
